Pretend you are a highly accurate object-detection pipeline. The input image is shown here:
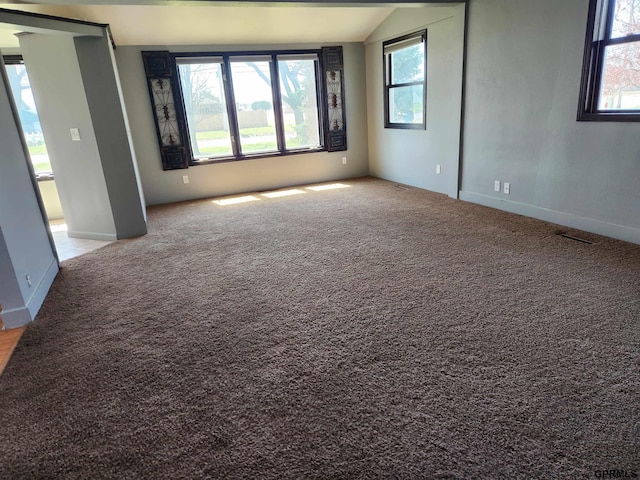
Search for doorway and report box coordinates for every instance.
[3,55,112,261]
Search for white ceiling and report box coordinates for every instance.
[0,3,412,48]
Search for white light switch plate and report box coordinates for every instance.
[70,128,81,141]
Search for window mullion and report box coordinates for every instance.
[314,58,325,148]
[223,55,241,158]
[604,0,616,40]
[270,56,286,153]
[591,40,606,112]
[604,34,640,46]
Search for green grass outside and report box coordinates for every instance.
[197,141,278,157]
[196,136,306,157]
[196,125,294,140]
[28,144,48,155]
[33,161,53,173]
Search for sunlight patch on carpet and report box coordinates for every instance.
[213,195,261,206]
[306,183,351,192]
[262,189,306,199]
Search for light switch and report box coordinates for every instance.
[70,128,81,141]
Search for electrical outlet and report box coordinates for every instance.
[182,175,189,184]
[494,180,501,192]
[436,164,441,175]
[503,182,510,195]
[342,157,347,165]
[25,274,32,288]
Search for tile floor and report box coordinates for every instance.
[50,219,113,261]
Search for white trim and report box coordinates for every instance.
[277,54,318,61]
[1,306,31,329]
[459,191,640,245]
[176,57,223,65]
[383,34,424,54]
[230,55,272,63]
[66,230,117,241]
[26,258,59,320]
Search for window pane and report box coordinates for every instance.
[178,62,232,159]
[598,41,640,110]
[230,60,278,154]
[611,0,640,39]
[391,43,425,84]
[277,58,320,150]
[5,64,52,175]
[389,85,424,124]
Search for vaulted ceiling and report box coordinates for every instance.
[0,2,445,48]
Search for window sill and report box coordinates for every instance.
[384,123,426,130]
[191,147,326,166]
[578,112,640,122]
[36,173,55,182]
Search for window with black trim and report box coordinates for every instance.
[3,55,53,180]
[176,51,323,162]
[383,30,427,129]
[578,0,640,121]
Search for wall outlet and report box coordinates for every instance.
[503,182,510,194]
[70,128,81,142]
[436,164,441,175]
[342,157,347,165]
[494,180,501,192]
[182,175,189,184]
[25,274,32,288]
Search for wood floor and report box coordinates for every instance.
[0,221,111,376]
[0,327,26,376]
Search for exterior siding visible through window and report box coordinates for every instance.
[578,0,640,121]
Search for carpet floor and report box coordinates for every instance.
[1,177,638,479]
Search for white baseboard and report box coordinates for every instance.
[67,230,117,241]
[1,306,32,329]
[459,191,640,245]
[26,258,59,320]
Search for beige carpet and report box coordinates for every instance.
[1,177,638,479]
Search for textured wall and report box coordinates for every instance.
[461,0,640,243]
[115,42,369,206]
[0,57,57,327]
[365,5,465,198]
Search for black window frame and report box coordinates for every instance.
[578,0,640,121]
[383,30,427,130]
[173,49,326,166]
[2,54,55,181]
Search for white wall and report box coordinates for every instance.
[20,34,118,241]
[115,42,369,205]
[365,5,465,198]
[75,35,148,238]
[0,57,58,328]
[38,180,64,220]
[461,0,640,244]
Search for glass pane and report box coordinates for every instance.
[611,0,640,39]
[177,62,232,159]
[391,43,425,84]
[598,42,640,110]
[277,58,320,150]
[4,64,52,175]
[389,85,424,124]
[230,60,278,154]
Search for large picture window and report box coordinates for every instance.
[578,0,640,121]
[383,30,427,129]
[176,51,323,163]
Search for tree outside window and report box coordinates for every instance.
[579,0,640,120]
[383,31,427,129]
